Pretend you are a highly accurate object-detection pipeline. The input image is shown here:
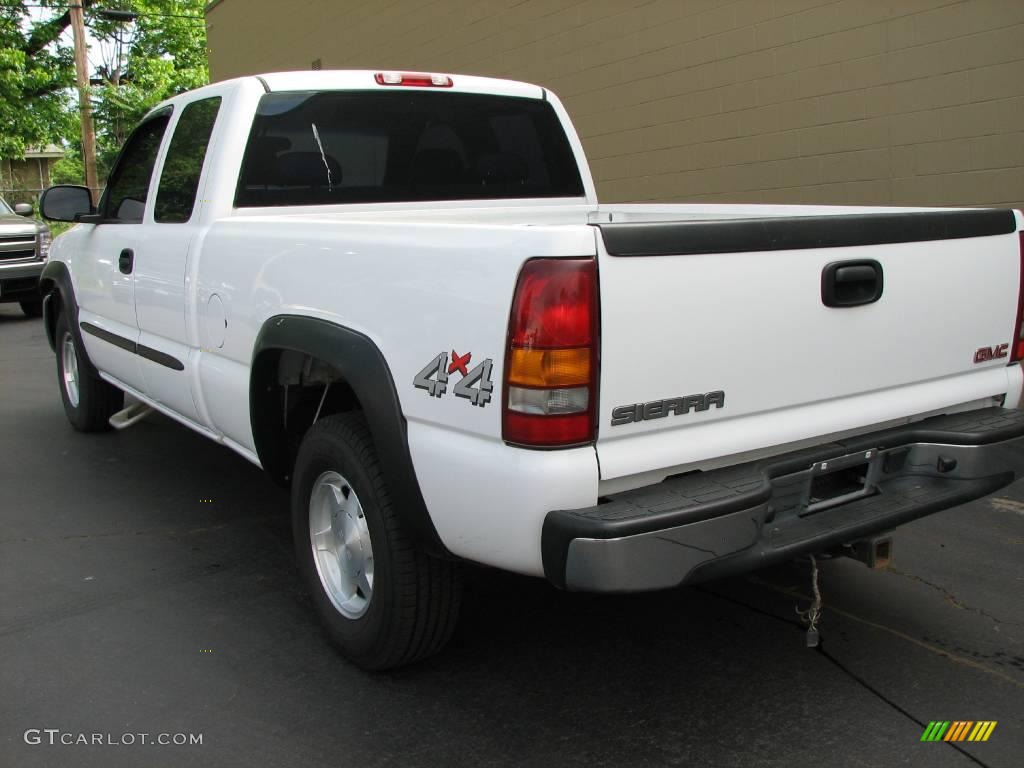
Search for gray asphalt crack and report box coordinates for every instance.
[889,566,1024,628]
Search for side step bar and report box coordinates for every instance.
[109,401,153,430]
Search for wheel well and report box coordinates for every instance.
[250,348,361,485]
[40,279,62,350]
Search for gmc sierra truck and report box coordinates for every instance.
[37,70,1024,670]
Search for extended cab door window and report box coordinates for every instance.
[154,97,222,223]
[101,111,172,222]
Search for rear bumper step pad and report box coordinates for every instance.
[542,407,1024,592]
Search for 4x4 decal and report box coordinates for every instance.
[414,350,493,407]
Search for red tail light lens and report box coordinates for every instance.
[1013,231,1024,362]
[509,261,596,348]
[503,258,598,448]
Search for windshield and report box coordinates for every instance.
[0,198,12,214]
[235,90,584,207]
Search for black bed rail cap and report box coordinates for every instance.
[595,208,1018,257]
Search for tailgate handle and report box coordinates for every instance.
[822,260,883,307]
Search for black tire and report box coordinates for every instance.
[292,412,462,670]
[20,300,43,318]
[54,311,124,432]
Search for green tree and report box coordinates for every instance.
[0,0,207,176]
[50,151,84,185]
[91,1,208,172]
[0,0,86,158]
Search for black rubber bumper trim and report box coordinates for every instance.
[542,407,1024,589]
[80,321,185,371]
[596,208,1017,257]
[685,474,1007,586]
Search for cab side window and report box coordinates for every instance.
[155,97,222,223]
[101,111,171,223]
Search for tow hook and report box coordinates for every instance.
[843,535,893,570]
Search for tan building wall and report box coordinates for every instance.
[205,0,1024,209]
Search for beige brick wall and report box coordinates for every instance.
[206,0,1024,209]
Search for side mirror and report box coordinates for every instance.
[14,203,33,217]
[39,185,94,223]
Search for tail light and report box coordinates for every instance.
[503,258,598,448]
[374,72,453,87]
[1012,230,1024,362]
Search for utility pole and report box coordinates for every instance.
[69,3,99,202]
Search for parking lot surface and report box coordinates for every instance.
[1,304,1022,767]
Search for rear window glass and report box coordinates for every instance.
[235,91,584,207]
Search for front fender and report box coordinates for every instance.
[38,261,96,376]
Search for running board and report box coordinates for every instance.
[109,401,153,430]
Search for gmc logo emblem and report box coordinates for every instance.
[974,344,1008,363]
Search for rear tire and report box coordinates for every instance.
[20,300,42,318]
[55,311,124,432]
[292,412,462,670]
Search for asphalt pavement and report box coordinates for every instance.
[1,304,1022,768]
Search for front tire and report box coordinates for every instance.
[54,311,124,431]
[292,412,462,670]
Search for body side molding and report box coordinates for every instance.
[79,322,185,371]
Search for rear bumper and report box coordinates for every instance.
[542,407,1024,592]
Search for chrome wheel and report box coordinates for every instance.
[61,331,80,408]
[309,470,374,619]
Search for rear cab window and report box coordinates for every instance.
[235,91,584,207]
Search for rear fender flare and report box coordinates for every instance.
[251,315,448,556]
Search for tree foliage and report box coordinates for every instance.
[0,0,82,158]
[91,1,208,171]
[0,0,207,176]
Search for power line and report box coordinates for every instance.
[5,3,205,21]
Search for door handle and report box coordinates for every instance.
[118,248,134,275]
[821,259,883,307]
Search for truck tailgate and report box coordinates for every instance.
[593,208,1022,481]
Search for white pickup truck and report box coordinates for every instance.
[38,70,1024,669]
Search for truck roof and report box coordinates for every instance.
[253,70,545,100]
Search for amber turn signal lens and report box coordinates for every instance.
[507,347,590,388]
